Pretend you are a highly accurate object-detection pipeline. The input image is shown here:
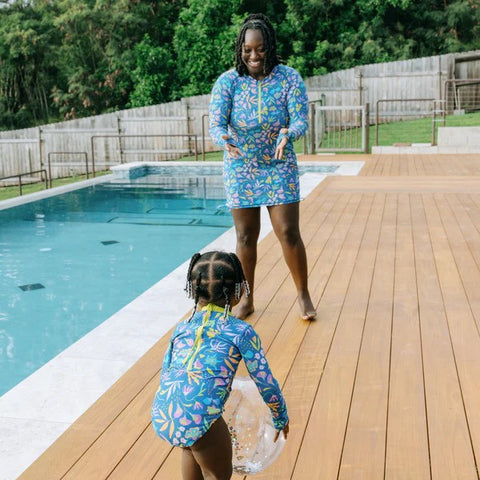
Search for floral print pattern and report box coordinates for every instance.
[209,65,308,208]
[151,304,288,447]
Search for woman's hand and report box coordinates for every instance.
[274,420,289,442]
[221,135,241,159]
[274,128,289,160]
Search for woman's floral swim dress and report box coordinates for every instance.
[209,64,308,208]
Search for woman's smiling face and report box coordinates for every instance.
[241,29,266,80]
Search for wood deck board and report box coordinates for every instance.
[338,194,394,480]
[412,194,477,480]
[386,193,430,480]
[291,193,376,480]
[17,154,480,480]
[422,194,480,463]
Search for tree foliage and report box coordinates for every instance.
[0,0,478,130]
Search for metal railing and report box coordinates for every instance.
[443,78,480,114]
[0,169,48,196]
[375,98,445,146]
[305,103,370,153]
[47,152,89,187]
[90,134,199,176]
[201,114,209,161]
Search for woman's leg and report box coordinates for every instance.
[267,202,316,319]
[189,417,233,480]
[231,207,261,319]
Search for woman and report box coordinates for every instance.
[209,13,316,321]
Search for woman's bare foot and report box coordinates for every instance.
[232,297,255,320]
[298,292,316,320]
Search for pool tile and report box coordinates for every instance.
[18,283,45,291]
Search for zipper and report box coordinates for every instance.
[258,80,262,122]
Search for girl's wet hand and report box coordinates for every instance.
[274,421,289,442]
[221,135,241,159]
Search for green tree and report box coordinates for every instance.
[172,0,243,98]
[281,0,480,78]
[0,0,60,129]
[52,0,184,118]
[0,0,478,131]
[51,0,140,118]
[128,34,175,107]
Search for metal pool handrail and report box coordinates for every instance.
[0,169,48,196]
[90,134,199,176]
[47,152,89,187]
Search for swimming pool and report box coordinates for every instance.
[0,161,343,396]
[0,172,235,395]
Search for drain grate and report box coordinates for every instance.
[101,240,119,245]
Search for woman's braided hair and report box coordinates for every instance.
[234,13,280,77]
[185,251,250,321]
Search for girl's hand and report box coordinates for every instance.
[274,128,289,160]
[221,135,241,159]
[274,420,289,442]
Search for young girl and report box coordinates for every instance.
[151,251,289,480]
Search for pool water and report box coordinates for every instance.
[0,175,233,395]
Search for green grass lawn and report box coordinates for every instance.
[372,111,480,148]
[1,111,478,202]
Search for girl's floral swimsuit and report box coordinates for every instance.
[209,64,308,208]
[151,304,288,447]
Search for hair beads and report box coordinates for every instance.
[184,251,249,321]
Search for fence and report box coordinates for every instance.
[0,50,479,184]
[374,99,446,146]
[305,102,370,153]
[444,78,480,113]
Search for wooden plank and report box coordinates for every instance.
[107,425,173,480]
[325,176,480,193]
[323,191,386,480]
[411,193,477,480]
[441,194,480,330]
[385,193,430,480]
[60,373,161,479]
[254,193,367,480]
[422,194,480,464]
[338,193,394,480]
[237,190,358,479]
[290,193,376,480]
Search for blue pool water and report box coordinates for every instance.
[0,163,339,396]
[0,173,234,395]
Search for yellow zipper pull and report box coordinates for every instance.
[258,81,262,122]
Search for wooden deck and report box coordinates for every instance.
[19,154,480,480]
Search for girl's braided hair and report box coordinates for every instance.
[185,251,250,321]
[234,13,280,77]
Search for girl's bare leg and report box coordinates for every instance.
[267,202,316,319]
[231,207,261,319]
[189,417,233,480]
[182,447,204,480]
